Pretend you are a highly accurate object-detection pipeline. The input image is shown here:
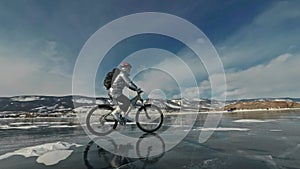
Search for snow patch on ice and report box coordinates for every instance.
[0,125,39,130]
[0,121,80,130]
[36,150,73,165]
[49,125,78,128]
[273,99,292,102]
[233,119,275,123]
[73,106,93,113]
[9,122,33,125]
[270,129,282,132]
[165,103,181,109]
[11,96,41,102]
[0,141,82,166]
[73,98,94,104]
[186,127,250,132]
[96,99,106,105]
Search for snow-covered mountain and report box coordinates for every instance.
[0,95,299,118]
[0,96,105,118]
[0,95,226,117]
[224,98,300,111]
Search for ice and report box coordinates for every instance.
[236,150,277,167]
[0,141,82,166]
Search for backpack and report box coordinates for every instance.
[103,68,121,90]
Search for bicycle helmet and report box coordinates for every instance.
[119,62,132,74]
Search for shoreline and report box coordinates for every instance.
[162,107,300,116]
[1,108,300,120]
[222,107,300,113]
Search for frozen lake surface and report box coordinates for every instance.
[0,110,299,169]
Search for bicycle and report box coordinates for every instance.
[86,91,164,136]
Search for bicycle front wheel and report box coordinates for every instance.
[136,104,163,133]
[86,105,117,136]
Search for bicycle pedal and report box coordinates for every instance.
[119,118,126,125]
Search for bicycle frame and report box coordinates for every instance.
[130,93,144,107]
[106,92,147,120]
[129,93,152,120]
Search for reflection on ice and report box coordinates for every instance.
[93,133,166,158]
[83,133,165,169]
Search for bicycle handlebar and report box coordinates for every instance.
[137,90,143,95]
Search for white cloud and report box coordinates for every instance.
[173,87,204,99]
[148,89,167,100]
[204,1,300,99]
[179,53,300,100]
[199,53,300,99]
[135,69,179,92]
[40,40,72,78]
[158,1,300,100]
[0,39,73,96]
[218,1,300,70]
[0,57,40,88]
[0,55,72,96]
[124,48,202,99]
[124,41,226,99]
[134,56,202,99]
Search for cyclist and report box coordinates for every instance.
[108,62,142,124]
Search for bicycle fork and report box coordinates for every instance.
[143,106,151,120]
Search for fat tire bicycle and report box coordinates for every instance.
[86,91,164,136]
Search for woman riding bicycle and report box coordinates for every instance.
[86,63,162,135]
[107,62,142,124]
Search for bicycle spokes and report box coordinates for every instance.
[144,107,151,119]
[86,105,117,136]
[136,105,163,133]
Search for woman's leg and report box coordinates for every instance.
[115,94,131,113]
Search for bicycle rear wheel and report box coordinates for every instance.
[86,105,118,136]
[136,104,163,133]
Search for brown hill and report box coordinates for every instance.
[224,100,300,111]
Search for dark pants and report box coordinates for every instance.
[113,94,131,113]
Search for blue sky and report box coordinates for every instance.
[0,0,300,99]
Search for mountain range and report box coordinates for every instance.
[0,95,299,118]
